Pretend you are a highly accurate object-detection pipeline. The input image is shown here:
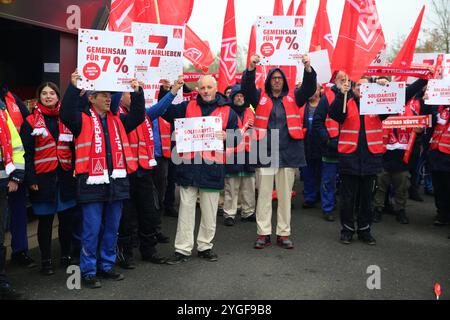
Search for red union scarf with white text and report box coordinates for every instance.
[32,102,73,142]
[138,114,157,167]
[0,108,15,175]
[88,107,127,184]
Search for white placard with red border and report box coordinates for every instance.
[77,28,135,92]
[256,16,306,66]
[174,117,223,153]
[425,79,450,105]
[132,22,184,107]
[360,82,406,115]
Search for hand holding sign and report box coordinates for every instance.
[215,130,227,141]
[170,75,185,95]
[71,69,81,87]
[249,54,260,71]
[301,54,311,73]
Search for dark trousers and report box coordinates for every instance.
[340,174,376,235]
[118,173,159,257]
[432,171,450,219]
[0,187,7,282]
[8,184,28,254]
[152,157,176,211]
[37,207,76,261]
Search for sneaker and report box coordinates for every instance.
[254,235,271,249]
[395,209,410,224]
[0,282,23,300]
[116,245,135,269]
[276,236,294,249]
[82,275,102,289]
[40,259,55,276]
[142,252,167,264]
[322,213,335,222]
[164,207,178,217]
[155,232,170,244]
[60,256,72,269]
[358,233,376,245]
[197,249,218,262]
[434,213,449,226]
[97,268,124,281]
[373,207,383,223]
[241,213,256,222]
[166,252,190,265]
[11,251,37,269]
[117,255,136,270]
[340,232,353,245]
[224,217,235,226]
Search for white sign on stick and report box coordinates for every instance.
[133,23,184,107]
[174,117,223,153]
[77,28,135,92]
[256,16,306,66]
[360,82,406,115]
[425,79,450,105]
[296,50,331,85]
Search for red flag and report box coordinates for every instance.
[391,5,425,81]
[246,25,266,90]
[218,0,237,92]
[184,25,215,71]
[108,0,215,70]
[331,0,385,81]
[309,0,334,61]
[273,0,284,15]
[286,0,295,16]
[296,0,307,16]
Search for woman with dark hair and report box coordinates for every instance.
[22,82,77,275]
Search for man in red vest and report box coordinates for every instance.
[329,76,389,245]
[162,75,239,265]
[60,71,145,288]
[241,54,317,250]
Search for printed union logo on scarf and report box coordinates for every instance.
[116,152,124,168]
[92,158,105,174]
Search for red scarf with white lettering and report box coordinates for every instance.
[32,102,73,142]
[0,108,15,174]
[138,114,157,167]
[87,106,126,184]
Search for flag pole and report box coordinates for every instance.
[154,0,161,24]
[343,74,348,113]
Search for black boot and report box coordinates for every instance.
[395,209,410,224]
[373,207,383,223]
[40,259,55,276]
[0,246,22,300]
[116,244,136,270]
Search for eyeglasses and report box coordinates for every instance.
[271,76,283,81]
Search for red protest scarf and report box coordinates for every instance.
[32,102,73,142]
[0,108,15,175]
[331,0,385,81]
[87,107,127,185]
[137,114,157,167]
[218,0,237,93]
[391,6,425,82]
[309,0,334,62]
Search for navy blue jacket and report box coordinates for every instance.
[60,84,145,203]
[162,93,239,190]
[241,67,317,168]
[329,92,389,176]
[22,113,76,203]
[302,103,322,163]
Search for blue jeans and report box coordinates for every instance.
[300,159,321,204]
[321,162,338,214]
[415,153,433,191]
[80,201,122,277]
[8,184,28,254]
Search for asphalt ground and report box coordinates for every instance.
[5,182,450,301]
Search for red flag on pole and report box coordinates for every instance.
[309,0,334,61]
[286,0,295,16]
[296,0,307,16]
[273,0,284,15]
[391,5,425,81]
[331,0,386,81]
[218,0,237,92]
[246,25,266,90]
[108,0,215,71]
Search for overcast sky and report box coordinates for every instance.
[188,0,431,54]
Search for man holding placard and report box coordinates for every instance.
[329,76,388,245]
[163,75,239,265]
[242,54,317,250]
[61,71,145,288]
